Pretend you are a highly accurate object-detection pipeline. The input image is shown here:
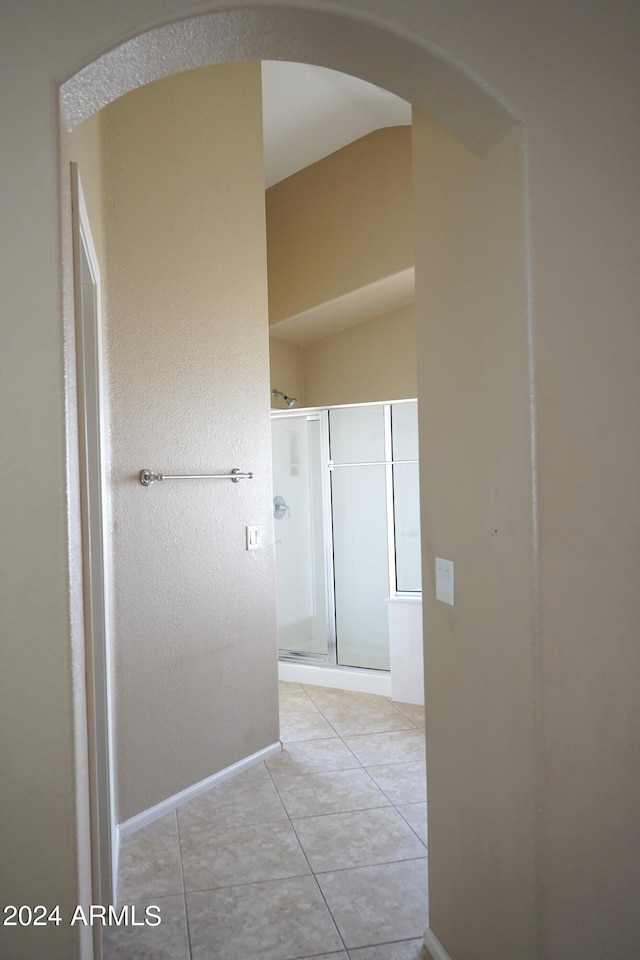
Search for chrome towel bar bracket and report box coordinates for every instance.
[140,468,253,486]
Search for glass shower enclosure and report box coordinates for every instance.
[271,400,420,671]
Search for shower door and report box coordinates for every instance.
[329,404,392,670]
[271,412,335,660]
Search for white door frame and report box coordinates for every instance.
[71,163,117,913]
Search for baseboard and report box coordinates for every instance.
[117,740,282,841]
[278,660,391,696]
[111,831,119,905]
[423,928,454,960]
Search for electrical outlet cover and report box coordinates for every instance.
[435,557,454,605]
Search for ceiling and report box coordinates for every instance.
[261,61,411,188]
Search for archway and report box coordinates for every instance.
[61,9,533,959]
[61,8,515,149]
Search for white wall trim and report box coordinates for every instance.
[278,661,391,696]
[423,928,454,960]
[71,165,118,909]
[111,837,119,910]
[117,741,282,840]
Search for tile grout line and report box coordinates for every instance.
[310,852,429,879]
[174,807,195,960]
[265,748,352,959]
[165,867,326,896]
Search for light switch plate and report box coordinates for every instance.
[435,557,454,605]
[246,525,263,550]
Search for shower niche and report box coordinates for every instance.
[271,400,421,672]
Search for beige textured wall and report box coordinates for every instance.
[101,64,279,822]
[303,303,416,406]
[414,113,535,958]
[2,4,639,959]
[269,337,304,407]
[266,126,413,323]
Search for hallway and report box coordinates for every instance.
[106,682,429,959]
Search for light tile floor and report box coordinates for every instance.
[104,682,429,960]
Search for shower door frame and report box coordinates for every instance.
[272,398,420,671]
[272,408,338,665]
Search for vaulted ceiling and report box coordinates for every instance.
[261,61,411,187]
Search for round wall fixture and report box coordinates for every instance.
[273,495,289,519]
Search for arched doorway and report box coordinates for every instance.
[61,9,534,958]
